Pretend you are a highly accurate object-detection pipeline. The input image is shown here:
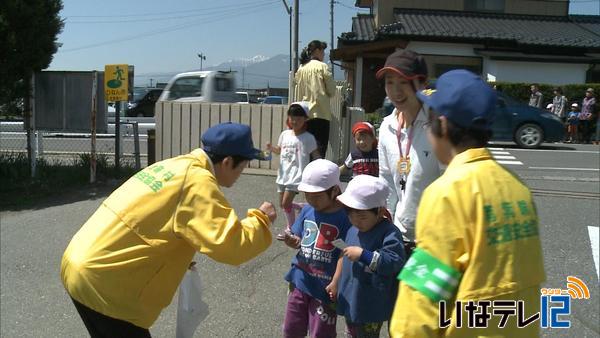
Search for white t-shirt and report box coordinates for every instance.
[276,130,318,188]
[378,107,441,241]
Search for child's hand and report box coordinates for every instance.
[266,143,273,151]
[280,230,301,249]
[343,246,363,262]
[325,281,338,301]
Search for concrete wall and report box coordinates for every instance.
[484,60,589,85]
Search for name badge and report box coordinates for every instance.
[397,157,411,175]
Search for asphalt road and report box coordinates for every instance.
[1,142,598,337]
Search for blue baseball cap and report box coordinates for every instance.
[201,122,269,160]
[417,69,497,130]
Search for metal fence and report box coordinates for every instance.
[0,123,145,168]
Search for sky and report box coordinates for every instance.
[49,0,600,85]
[49,0,365,81]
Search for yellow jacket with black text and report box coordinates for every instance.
[390,148,545,338]
[61,149,272,329]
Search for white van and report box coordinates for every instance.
[158,71,237,103]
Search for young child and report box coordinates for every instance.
[281,159,353,338]
[334,175,405,338]
[340,122,379,177]
[268,102,321,232]
[567,103,580,143]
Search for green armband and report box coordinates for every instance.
[398,248,462,302]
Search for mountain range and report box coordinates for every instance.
[135,54,342,89]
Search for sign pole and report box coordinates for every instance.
[115,102,120,176]
[104,64,129,178]
[91,71,97,183]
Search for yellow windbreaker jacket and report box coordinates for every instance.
[390,148,545,338]
[61,149,272,329]
[293,59,337,120]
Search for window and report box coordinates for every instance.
[168,77,204,100]
[215,77,233,92]
[464,0,505,12]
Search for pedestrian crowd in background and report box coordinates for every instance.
[539,86,598,144]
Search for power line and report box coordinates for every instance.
[65,1,279,24]
[58,3,278,53]
[66,0,276,18]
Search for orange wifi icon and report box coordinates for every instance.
[566,276,590,300]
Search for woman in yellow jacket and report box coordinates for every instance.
[390,70,545,338]
[61,123,277,337]
[294,40,337,158]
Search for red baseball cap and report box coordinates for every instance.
[352,122,375,136]
[376,49,428,80]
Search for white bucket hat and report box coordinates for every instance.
[289,101,310,117]
[298,159,340,193]
[337,175,389,210]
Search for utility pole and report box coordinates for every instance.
[292,0,299,74]
[330,0,335,78]
[281,0,292,71]
[197,53,206,71]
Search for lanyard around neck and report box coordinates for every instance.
[396,112,415,159]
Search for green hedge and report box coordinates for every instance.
[492,82,600,107]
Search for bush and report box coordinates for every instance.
[492,82,600,107]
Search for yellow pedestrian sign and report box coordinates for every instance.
[104,64,129,101]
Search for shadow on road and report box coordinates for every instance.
[0,180,120,212]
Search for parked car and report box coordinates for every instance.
[492,91,564,148]
[158,71,237,103]
[262,96,288,105]
[126,88,163,117]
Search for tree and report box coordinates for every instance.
[0,0,63,174]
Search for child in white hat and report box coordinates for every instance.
[280,159,353,338]
[334,175,405,337]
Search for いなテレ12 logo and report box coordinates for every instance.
[540,276,590,328]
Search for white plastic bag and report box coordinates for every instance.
[176,264,209,338]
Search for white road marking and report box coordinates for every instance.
[507,148,600,154]
[493,155,517,160]
[487,147,505,150]
[528,167,599,171]
[497,160,524,165]
[588,226,599,281]
[491,151,510,155]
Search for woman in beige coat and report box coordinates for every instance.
[294,40,337,158]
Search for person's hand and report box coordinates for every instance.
[258,201,277,223]
[325,281,338,301]
[280,230,301,249]
[343,246,363,262]
[266,143,273,151]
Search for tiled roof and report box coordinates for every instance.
[340,9,600,49]
[340,14,376,42]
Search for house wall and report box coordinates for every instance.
[374,0,569,26]
[484,60,590,85]
[406,42,484,78]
